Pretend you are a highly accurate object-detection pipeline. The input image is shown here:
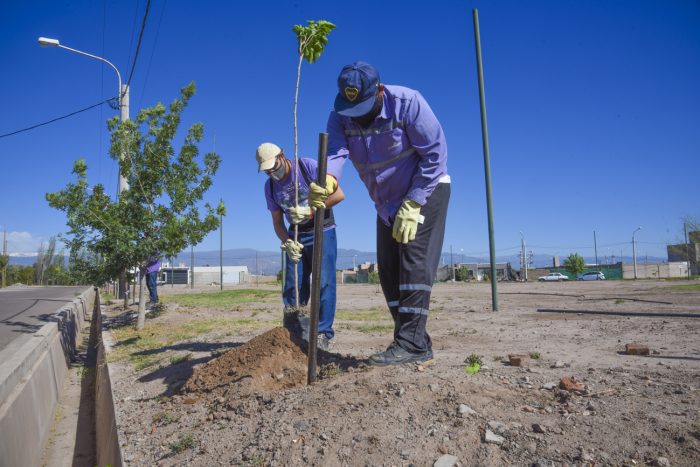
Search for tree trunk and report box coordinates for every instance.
[136,271,146,330]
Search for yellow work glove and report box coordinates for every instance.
[288,205,312,224]
[281,239,303,263]
[308,175,338,209]
[392,199,422,244]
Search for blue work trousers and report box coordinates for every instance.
[283,227,337,339]
[146,271,159,303]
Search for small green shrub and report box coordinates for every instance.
[170,433,195,453]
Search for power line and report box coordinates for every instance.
[0,98,117,139]
[126,0,152,89]
[138,0,167,110]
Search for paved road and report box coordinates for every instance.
[0,286,91,351]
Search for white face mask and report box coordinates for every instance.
[268,159,286,181]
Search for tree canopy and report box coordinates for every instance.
[563,253,586,276]
[47,82,220,288]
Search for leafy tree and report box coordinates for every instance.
[563,253,586,276]
[455,266,470,281]
[289,19,335,306]
[47,83,220,330]
[368,271,380,284]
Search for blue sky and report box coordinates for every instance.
[1,0,698,263]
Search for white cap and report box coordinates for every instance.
[256,143,281,172]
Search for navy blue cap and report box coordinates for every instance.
[334,61,380,117]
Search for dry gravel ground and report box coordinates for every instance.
[105,280,700,467]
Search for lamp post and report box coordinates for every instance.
[38,37,129,193]
[632,226,642,280]
[39,36,131,299]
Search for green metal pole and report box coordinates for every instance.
[220,212,223,291]
[473,9,498,311]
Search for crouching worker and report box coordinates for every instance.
[256,142,344,351]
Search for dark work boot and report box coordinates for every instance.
[368,342,433,366]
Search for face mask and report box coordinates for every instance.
[268,159,286,181]
[352,94,383,128]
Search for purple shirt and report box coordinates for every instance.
[265,158,335,233]
[145,255,161,274]
[326,85,448,225]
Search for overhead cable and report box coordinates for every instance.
[125,0,152,90]
[0,98,117,139]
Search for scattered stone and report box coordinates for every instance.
[560,376,584,392]
[541,382,558,390]
[434,454,458,467]
[483,429,505,445]
[400,450,410,459]
[532,423,546,434]
[396,388,406,397]
[487,421,507,435]
[586,402,596,411]
[458,404,477,417]
[508,354,530,367]
[522,406,536,413]
[625,343,650,356]
[552,360,566,368]
[654,457,671,467]
[293,420,310,431]
[429,384,439,392]
[438,445,449,454]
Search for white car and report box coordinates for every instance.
[577,271,605,281]
[538,272,569,282]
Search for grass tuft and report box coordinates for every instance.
[161,289,278,310]
[170,433,195,453]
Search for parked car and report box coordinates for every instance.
[577,271,605,281]
[538,272,570,282]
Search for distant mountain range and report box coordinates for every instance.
[8,249,667,276]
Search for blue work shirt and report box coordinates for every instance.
[326,85,449,226]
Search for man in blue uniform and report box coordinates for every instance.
[257,142,344,350]
[310,62,450,365]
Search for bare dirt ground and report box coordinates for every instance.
[105,280,700,466]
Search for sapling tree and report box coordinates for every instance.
[563,253,586,276]
[47,82,220,330]
[290,19,335,306]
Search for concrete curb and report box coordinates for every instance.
[91,293,123,467]
[0,287,94,467]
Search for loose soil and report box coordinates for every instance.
[105,280,700,466]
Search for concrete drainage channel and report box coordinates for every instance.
[0,287,122,467]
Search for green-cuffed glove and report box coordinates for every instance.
[281,239,303,263]
[308,175,338,209]
[288,205,312,224]
[392,199,422,244]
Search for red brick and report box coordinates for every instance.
[508,354,530,367]
[625,343,650,355]
[559,376,584,392]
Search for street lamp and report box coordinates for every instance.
[38,36,129,194]
[632,226,642,279]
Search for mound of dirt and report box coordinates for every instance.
[183,327,308,395]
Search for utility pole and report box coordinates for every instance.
[593,230,598,268]
[255,251,259,286]
[450,244,455,282]
[632,226,642,280]
[519,231,528,281]
[685,222,691,279]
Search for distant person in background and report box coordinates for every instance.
[256,142,344,351]
[311,61,450,366]
[144,253,161,306]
